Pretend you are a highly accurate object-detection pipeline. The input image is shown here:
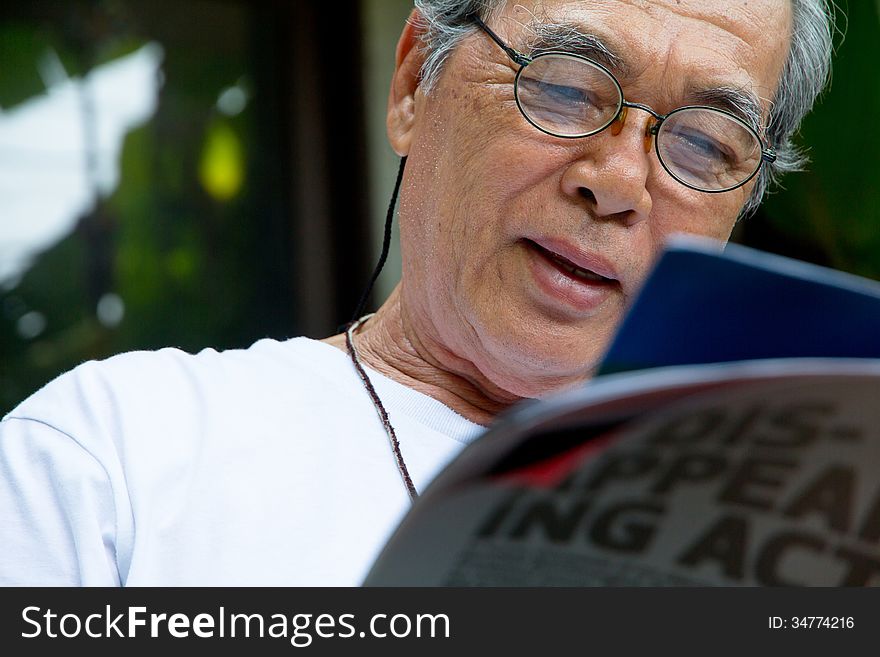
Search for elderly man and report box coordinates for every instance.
[0,0,834,585]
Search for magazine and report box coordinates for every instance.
[363,236,880,586]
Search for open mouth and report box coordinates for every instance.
[525,239,616,285]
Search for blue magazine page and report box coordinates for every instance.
[598,235,880,375]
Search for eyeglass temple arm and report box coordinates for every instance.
[762,148,777,163]
[469,13,531,67]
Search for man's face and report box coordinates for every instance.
[391,0,792,398]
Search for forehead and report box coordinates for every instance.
[497,0,792,111]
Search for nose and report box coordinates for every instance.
[560,108,655,225]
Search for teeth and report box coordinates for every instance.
[549,253,606,282]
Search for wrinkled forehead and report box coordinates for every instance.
[495,0,792,114]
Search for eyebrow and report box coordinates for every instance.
[522,21,629,76]
[687,86,765,130]
[520,21,765,130]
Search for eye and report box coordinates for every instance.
[681,130,730,160]
[536,79,594,105]
[518,74,596,108]
[666,127,736,168]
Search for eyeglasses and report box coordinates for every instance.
[471,15,777,193]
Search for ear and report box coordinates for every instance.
[387,10,428,156]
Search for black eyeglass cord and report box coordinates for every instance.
[351,156,407,324]
[346,314,419,501]
[345,155,418,502]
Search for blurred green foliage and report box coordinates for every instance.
[0,2,282,412]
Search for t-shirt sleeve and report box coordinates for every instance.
[0,415,121,585]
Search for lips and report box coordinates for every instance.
[522,238,620,314]
[528,240,615,283]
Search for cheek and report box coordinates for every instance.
[400,91,558,270]
[647,174,745,247]
[430,69,574,205]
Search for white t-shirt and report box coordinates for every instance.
[0,337,485,586]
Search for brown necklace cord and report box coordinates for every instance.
[346,314,419,502]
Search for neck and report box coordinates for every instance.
[324,286,522,426]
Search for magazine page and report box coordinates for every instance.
[599,235,880,375]
[364,360,880,586]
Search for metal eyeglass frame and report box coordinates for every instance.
[470,14,777,194]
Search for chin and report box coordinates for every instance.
[469,319,607,399]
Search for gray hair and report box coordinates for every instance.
[411,0,836,216]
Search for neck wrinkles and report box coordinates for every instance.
[349,286,522,427]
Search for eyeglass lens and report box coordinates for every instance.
[515,53,763,191]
